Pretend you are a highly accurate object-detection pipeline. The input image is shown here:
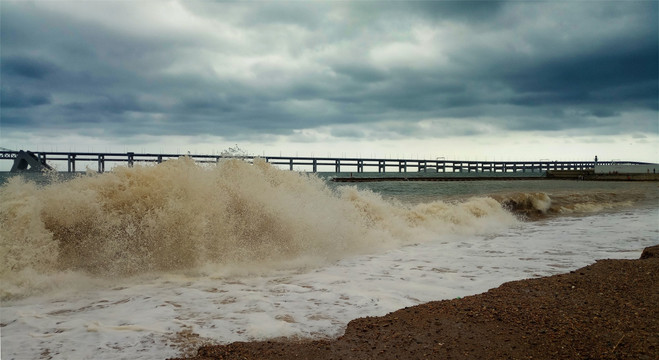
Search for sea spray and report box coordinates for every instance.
[1,158,519,299]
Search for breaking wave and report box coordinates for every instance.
[495,191,646,219]
[1,158,518,300]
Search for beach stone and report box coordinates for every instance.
[640,245,659,259]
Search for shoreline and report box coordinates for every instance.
[171,245,658,360]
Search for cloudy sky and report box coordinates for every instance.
[1,0,657,164]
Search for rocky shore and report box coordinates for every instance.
[171,245,658,360]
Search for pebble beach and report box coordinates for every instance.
[173,245,659,360]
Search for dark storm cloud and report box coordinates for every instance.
[355,0,505,22]
[0,88,51,109]
[63,95,148,115]
[0,0,656,142]
[498,40,658,105]
[1,56,58,79]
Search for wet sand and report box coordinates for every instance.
[171,245,658,359]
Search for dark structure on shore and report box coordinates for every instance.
[8,150,53,172]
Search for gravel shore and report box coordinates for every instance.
[171,245,658,360]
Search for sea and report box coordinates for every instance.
[1,158,657,359]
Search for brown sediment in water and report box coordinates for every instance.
[170,245,659,360]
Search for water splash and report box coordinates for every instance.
[1,158,518,299]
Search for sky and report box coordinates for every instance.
[1,0,658,166]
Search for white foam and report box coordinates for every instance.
[2,207,656,360]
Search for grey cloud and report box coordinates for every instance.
[588,109,619,118]
[353,1,505,23]
[499,42,658,98]
[63,95,147,114]
[238,2,329,29]
[0,1,656,142]
[329,127,366,139]
[178,95,239,114]
[1,56,58,79]
[1,88,51,108]
[332,64,388,84]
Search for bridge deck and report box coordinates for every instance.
[0,150,649,174]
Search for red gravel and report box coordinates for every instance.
[170,245,659,360]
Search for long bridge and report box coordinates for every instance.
[0,150,649,174]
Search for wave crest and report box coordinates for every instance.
[498,192,552,219]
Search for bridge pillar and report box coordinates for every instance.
[98,154,105,173]
[313,159,317,173]
[68,154,76,172]
[357,160,363,173]
[378,160,385,173]
[399,160,407,173]
[335,159,340,173]
[127,152,134,167]
[290,158,294,171]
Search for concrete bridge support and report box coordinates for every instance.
[399,160,407,172]
[10,150,53,172]
[67,154,76,172]
[98,154,105,173]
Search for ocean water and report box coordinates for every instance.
[1,158,657,359]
